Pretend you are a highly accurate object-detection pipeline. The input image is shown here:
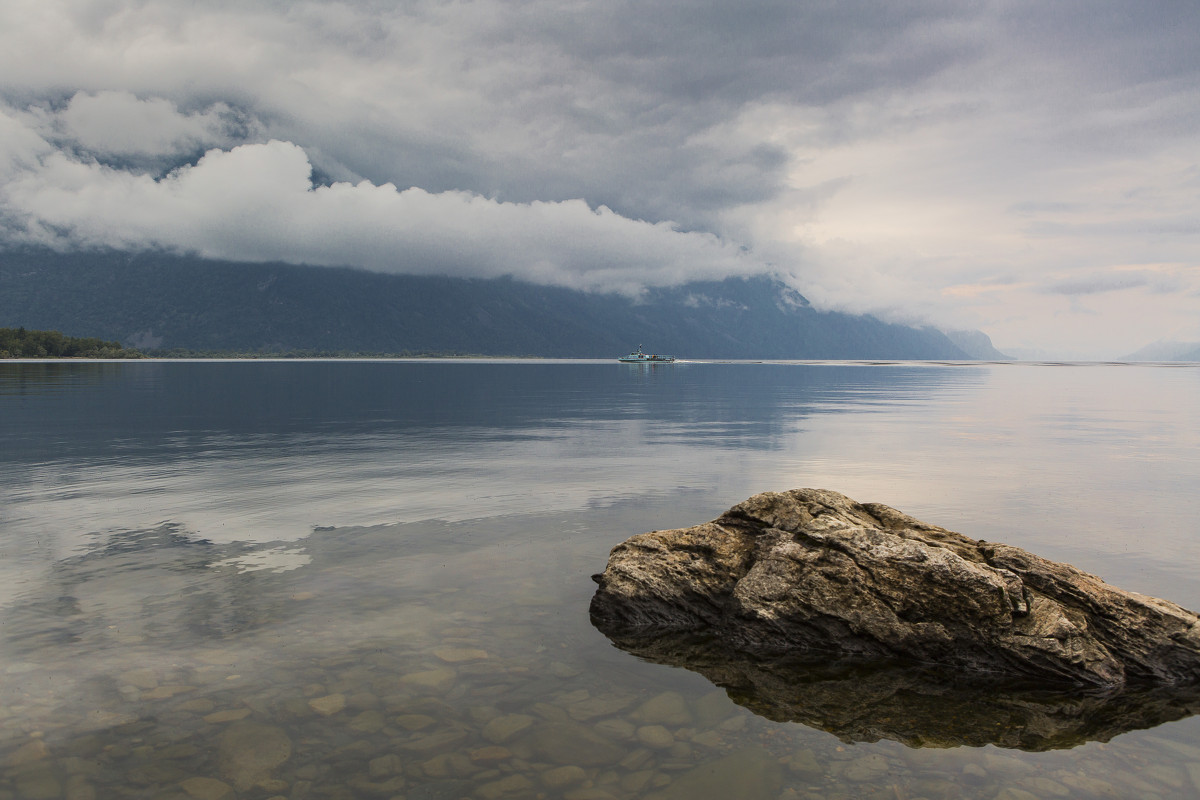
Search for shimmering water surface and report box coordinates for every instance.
[2,359,1200,800]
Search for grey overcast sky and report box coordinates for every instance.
[2,0,1198,358]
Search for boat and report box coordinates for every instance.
[618,345,675,363]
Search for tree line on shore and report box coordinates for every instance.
[0,327,144,359]
[0,327,471,359]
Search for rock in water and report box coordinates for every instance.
[589,489,1200,688]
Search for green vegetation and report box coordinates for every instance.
[139,347,488,359]
[0,327,143,359]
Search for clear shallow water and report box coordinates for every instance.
[2,359,1200,799]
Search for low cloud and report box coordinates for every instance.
[1043,275,1151,296]
[1,112,763,293]
[1042,269,1185,297]
[52,91,248,158]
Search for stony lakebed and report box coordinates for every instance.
[3,512,1200,800]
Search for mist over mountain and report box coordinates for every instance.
[1119,341,1200,362]
[1,249,980,359]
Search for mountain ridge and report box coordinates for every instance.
[1119,340,1200,362]
[2,249,984,359]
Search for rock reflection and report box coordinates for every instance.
[593,627,1200,752]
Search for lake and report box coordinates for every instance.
[2,359,1199,800]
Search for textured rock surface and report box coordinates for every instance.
[590,489,1200,688]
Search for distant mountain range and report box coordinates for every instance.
[1119,341,1200,362]
[1,249,1009,359]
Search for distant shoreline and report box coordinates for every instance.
[6,356,1199,367]
[0,327,143,359]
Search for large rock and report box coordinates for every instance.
[589,489,1200,689]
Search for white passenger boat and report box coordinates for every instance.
[618,345,675,363]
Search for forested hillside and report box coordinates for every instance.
[1,249,974,359]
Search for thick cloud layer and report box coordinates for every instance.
[1,0,1199,356]
[2,126,753,293]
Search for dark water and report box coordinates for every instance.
[2,359,1200,799]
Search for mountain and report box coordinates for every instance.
[1180,346,1200,361]
[1119,341,1200,362]
[0,249,976,359]
[943,330,1013,360]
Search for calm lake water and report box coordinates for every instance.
[2,359,1200,800]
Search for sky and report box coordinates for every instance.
[1,0,1198,358]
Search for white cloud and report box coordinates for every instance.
[1,125,760,293]
[52,91,245,157]
[0,106,54,182]
[720,65,1200,356]
[1,0,1199,356]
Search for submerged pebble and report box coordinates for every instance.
[307,694,345,717]
[481,714,533,744]
[179,776,234,800]
[216,723,292,791]
[636,725,675,750]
